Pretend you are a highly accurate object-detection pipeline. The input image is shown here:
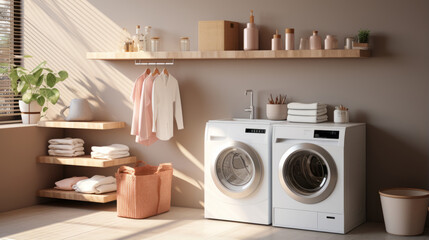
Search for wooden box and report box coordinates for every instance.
[198,20,239,51]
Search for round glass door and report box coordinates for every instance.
[212,141,262,198]
[279,143,337,204]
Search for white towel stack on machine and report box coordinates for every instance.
[91,144,130,160]
[287,102,328,123]
[48,138,85,157]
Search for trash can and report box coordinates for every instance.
[379,188,429,235]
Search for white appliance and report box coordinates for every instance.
[272,122,366,233]
[204,119,273,225]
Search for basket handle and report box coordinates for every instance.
[116,160,148,176]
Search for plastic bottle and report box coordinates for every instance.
[285,28,294,50]
[132,25,140,52]
[244,10,259,50]
[310,30,322,50]
[271,30,282,50]
[141,26,151,51]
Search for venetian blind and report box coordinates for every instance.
[0,0,21,124]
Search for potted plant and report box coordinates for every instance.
[266,94,287,120]
[1,60,68,124]
[352,29,370,50]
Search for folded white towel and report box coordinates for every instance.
[288,108,327,116]
[90,151,130,160]
[48,138,84,145]
[91,144,129,154]
[49,143,84,150]
[48,150,85,157]
[287,114,328,123]
[73,175,116,194]
[287,102,327,110]
[94,183,117,194]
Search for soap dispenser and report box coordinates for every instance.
[244,10,259,50]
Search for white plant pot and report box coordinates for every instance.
[266,104,287,120]
[19,100,42,124]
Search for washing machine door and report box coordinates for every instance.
[212,141,262,199]
[279,143,337,204]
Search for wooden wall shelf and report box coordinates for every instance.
[86,49,370,60]
[37,155,137,167]
[38,121,125,130]
[38,189,116,203]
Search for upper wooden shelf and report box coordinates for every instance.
[86,49,370,60]
[38,121,125,130]
[37,155,137,167]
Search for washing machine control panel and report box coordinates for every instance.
[314,130,339,139]
[245,128,266,134]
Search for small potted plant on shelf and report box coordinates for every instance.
[266,94,287,120]
[1,59,69,124]
[352,29,370,50]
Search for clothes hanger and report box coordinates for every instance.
[145,68,151,75]
[152,63,160,76]
[162,67,169,77]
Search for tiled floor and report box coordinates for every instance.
[0,201,428,240]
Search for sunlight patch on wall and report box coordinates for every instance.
[24,0,133,120]
[175,141,204,172]
[173,169,203,191]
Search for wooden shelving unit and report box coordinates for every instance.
[38,121,125,130]
[38,189,116,203]
[37,120,132,203]
[37,155,136,168]
[86,49,370,60]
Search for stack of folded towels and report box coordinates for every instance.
[287,102,328,123]
[54,175,116,194]
[48,138,85,157]
[91,144,130,160]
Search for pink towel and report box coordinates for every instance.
[130,69,151,136]
[55,176,88,190]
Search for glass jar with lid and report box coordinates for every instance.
[151,37,160,52]
[180,37,190,51]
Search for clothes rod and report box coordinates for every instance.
[135,59,174,66]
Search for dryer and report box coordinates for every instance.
[205,119,273,225]
[272,122,365,233]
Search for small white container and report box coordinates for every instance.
[285,28,294,50]
[334,109,349,123]
[271,30,282,50]
[379,188,429,236]
[19,100,42,124]
[324,35,338,50]
[266,104,287,120]
[299,37,309,50]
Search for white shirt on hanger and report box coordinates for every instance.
[152,72,184,140]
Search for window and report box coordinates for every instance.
[0,0,22,124]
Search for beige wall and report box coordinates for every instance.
[23,0,429,223]
[0,126,63,212]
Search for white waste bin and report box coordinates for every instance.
[379,188,429,235]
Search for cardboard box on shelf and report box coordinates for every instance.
[198,20,239,51]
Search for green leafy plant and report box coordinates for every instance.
[0,60,68,115]
[357,29,370,43]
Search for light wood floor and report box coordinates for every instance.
[0,201,428,240]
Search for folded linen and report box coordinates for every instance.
[48,138,84,145]
[287,114,328,123]
[94,183,117,194]
[48,143,84,150]
[73,175,116,194]
[90,151,130,160]
[287,102,327,110]
[48,150,85,157]
[55,176,88,190]
[288,108,327,116]
[91,144,129,154]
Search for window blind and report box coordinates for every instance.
[0,0,21,124]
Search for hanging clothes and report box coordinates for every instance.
[130,69,150,136]
[136,73,159,146]
[152,72,184,140]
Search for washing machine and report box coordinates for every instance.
[272,122,366,234]
[204,119,273,225]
